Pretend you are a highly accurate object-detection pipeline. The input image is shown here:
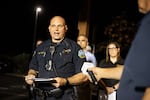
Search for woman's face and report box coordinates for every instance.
[108,44,120,57]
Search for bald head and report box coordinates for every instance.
[48,16,68,43]
[50,16,66,25]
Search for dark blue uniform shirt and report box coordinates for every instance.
[29,38,86,88]
[118,11,150,100]
[29,38,86,100]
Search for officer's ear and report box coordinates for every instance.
[65,25,68,31]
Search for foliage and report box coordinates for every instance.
[12,53,31,74]
[95,15,137,62]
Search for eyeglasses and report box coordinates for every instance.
[108,47,118,50]
[50,24,65,29]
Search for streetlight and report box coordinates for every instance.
[32,7,42,53]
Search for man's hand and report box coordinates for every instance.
[51,77,67,88]
[25,74,35,85]
[87,67,102,82]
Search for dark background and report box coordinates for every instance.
[0,1,143,99]
[0,0,141,56]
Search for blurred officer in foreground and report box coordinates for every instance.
[88,0,150,100]
[25,16,88,100]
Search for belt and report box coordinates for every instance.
[34,87,73,98]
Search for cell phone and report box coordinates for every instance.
[87,70,98,85]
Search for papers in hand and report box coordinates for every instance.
[108,91,116,100]
[81,62,95,74]
[33,78,56,83]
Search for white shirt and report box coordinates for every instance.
[84,51,97,66]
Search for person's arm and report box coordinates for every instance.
[66,72,88,85]
[52,73,88,87]
[87,65,124,81]
[142,87,150,100]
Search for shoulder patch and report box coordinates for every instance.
[78,50,86,58]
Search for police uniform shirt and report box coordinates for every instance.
[29,37,86,79]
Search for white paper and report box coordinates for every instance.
[33,78,56,83]
[81,62,95,74]
[108,91,116,100]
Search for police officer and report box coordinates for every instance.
[77,34,97,66]
[25,16,88,100]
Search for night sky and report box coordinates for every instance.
[0,0,139,56]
